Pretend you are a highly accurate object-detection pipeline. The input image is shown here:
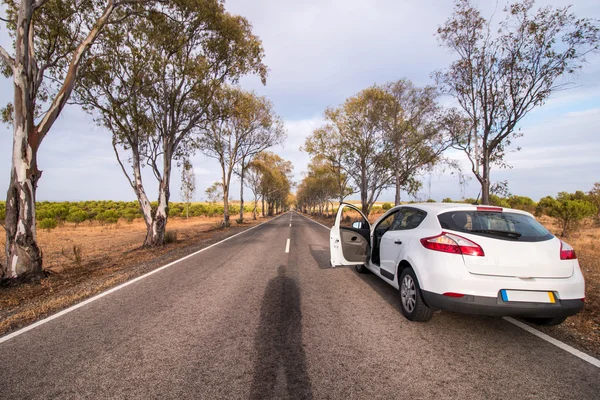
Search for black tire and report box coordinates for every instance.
[399,268,433,322]
[355,264,369,273]
[526,316,567,326]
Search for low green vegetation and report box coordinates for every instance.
[27,201,258,228]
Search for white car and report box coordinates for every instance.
[330,203,585,325]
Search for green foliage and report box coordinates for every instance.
[535,196,557,217]
[0,201,5,222]
[489,195,510,208]
[548,199,597,237]
[39,218,58,231]
[66,210,88,226]
[97,210,119,224]
[507,195,536,213]
[442,198,453,203]
[426,199,436,203]
[382,202,392,210]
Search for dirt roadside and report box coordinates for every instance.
[0,214,276,337]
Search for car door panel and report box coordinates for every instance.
[330,203,372,266]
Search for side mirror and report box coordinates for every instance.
[352,221,363,229]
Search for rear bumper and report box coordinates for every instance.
[421,290,584,318]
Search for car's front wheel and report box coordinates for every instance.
[399,268,433,322]
[526,316,567,326]
[355,264,369,273]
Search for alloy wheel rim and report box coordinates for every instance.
[401,275,416,313]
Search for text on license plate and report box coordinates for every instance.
[501,290,556,303]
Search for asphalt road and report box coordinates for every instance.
[1,211,599,399]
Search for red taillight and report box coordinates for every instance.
[443,292,465,298]
[476,206,503,212]
[560,241,577,260]
[420,232,485,257]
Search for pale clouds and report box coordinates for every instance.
[0,0,599,202]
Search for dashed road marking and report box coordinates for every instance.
[285,238,290,253]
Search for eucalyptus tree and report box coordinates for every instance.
[303,112,354,205]
[308,87,394,217]
[434,0,599,205]
[75,0,267,245]
[180,159,196,219]
[198,88,285,227]
[383,79,453,205]
[0,0,163,279]
[254,152,293,216]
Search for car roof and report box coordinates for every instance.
[394,202,533,217]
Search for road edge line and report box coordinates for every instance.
[503,317,600,368]
[0,212,289,345]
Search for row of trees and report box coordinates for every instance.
[204,151,294,220]
[0,0,291,279]
[298,0,599,216]
[299,80,458,216]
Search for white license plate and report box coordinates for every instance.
[501,290,556,303]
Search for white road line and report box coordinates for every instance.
[0,212,289,345]
[289,223,292,227]
[285,238,290,253]
[297,211,600,369]
[503,317,600,368]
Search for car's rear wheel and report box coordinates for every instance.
[399,268,433,322]
[355,264,369,273]
[526,316,567,326]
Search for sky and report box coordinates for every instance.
[1,0,599,203]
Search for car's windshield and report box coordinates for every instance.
[437,211,554,242]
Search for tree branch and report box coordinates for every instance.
[0,45,14,68]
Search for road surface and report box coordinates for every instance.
[1,211,599,399]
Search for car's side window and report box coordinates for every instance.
[391,208,427,230]
[376,211,398,232]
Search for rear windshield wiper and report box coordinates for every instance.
[469,229,522,238]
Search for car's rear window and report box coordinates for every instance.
[437,211,554,242]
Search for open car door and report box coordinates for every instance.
[330,203,372,267]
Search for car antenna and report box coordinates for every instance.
[472,192,481,205]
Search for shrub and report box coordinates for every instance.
[507,195,536,213]
[426,199,436,203]
[535,196,557,217]
[39,218,58,231]
[547,199,597,237]
[382,202,392,210]
[97,210,119,224]
[66,210,88,226]
[164,230,178,244]
[442,198,453,203]
[489,195,510,208]
[0,201,5,221]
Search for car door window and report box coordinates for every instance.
[391,208,427,230]
[340,207,369,230]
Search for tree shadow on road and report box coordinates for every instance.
[250,265,313,400]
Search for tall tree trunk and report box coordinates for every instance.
[252,194,258,220]
[481,152,490,205]
[239,166,245,222]
[394,171,402,206]
[223,184,230,227]
[360,162,369,216]
[4,4,42,279]
[262,197,265,217]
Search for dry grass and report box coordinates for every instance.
[0,213,269,336]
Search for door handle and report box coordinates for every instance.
[394,240,403,245]
[351,236,358,241]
